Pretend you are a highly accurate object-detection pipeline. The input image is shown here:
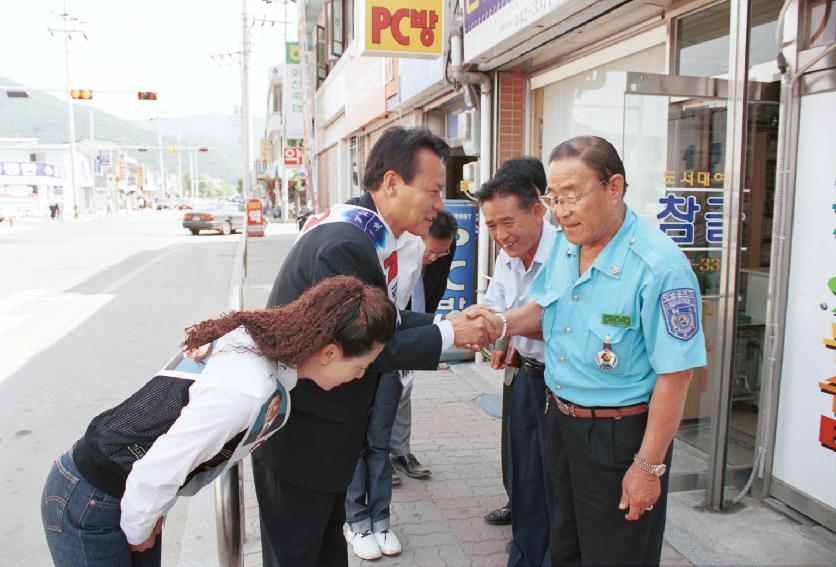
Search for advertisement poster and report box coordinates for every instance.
[772,89,836,521]
[436,200,477,315]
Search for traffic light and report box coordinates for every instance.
[137,91,157,101]
[70,89,93,100]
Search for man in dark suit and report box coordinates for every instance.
[253,126,498,567]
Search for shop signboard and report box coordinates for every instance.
[259,139,272,166]
[0,161,64,178]
[360,0,443,58]
[435,200,477,314]
[772,90,836,524]
[283,43,304,139]
[283,147,304,166]
[246,199,265,237]
[654,167,726,296]
[463,0,596,64]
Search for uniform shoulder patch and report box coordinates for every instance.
[660,288,698,340]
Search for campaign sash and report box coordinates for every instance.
[299,204,399,305]
[156,345,294,496]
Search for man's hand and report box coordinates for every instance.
[489,350,505,369]
[447,310,501,349]
[128,516,164,552]
[462,304,497,317]
[618,465,661,521]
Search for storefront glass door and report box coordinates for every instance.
[621,72,779,492]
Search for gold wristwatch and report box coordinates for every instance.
[633,454,667,477]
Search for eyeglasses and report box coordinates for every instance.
[423,250,451,260]
[541,178,608,211]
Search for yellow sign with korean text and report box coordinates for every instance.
[362,0,443,58]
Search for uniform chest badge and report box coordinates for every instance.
[596,335,618,370]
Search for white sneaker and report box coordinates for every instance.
[374,529,402,556]
[343,524,382,560]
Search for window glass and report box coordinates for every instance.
[807,0,835,47]
[539,45,665,165]
[676,0,783,77]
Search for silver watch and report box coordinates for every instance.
[633,454,667,477]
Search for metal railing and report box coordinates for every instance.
[214,233,248,567]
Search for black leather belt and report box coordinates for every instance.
[518,354,545,377]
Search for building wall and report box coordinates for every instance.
[496,72,526,166]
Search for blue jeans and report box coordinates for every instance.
[345,372,402,533]
[41,450,162,567]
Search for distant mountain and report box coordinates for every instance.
[0,76,264,185]
[132,113,266,186]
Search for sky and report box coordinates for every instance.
[0,0,297,121]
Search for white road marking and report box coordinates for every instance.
[0,289,50,315]
[0,245,183,385]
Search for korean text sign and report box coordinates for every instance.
[362,0,443,58]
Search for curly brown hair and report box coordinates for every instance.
[183,276,396,367]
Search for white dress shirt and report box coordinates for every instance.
[482,221,557,362]
[397,231,456,350]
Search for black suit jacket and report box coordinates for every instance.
[410,237,456,314]
[253,192,443,492]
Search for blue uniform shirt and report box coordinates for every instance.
[529,207,707,407]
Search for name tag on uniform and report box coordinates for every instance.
[602,313,632,327]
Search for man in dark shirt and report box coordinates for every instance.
[253,126,498,567]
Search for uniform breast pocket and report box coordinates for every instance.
[584,314,638,377]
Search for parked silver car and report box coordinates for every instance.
[182,203,245,235]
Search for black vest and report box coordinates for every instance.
[73,375,244,498]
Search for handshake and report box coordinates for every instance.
[446,305,505,351]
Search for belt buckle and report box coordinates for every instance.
[556,397,575,418]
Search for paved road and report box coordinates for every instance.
[0,212,239,565]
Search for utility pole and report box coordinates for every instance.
[194,152,201,198]
[188,150,196,198]
[49,2,87,221]
[176,131,183,196]
[241,0,254,199]
[155,116,166,196]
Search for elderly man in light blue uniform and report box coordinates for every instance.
[498,136,707,566]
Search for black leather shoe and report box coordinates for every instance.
[392,469,401,486]
[484,504,512,526]
[391,453,431,479]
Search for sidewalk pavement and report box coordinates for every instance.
[234,226,836,567]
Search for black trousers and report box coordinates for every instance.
[507,368,554,567]
[252,459,348,567]
[501,378,513,504]
[547,403,672,566]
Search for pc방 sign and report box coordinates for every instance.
[360,0,443,58]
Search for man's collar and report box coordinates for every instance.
[590,207,636,279]
[355,191,376,212]
[507,221,556,272]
